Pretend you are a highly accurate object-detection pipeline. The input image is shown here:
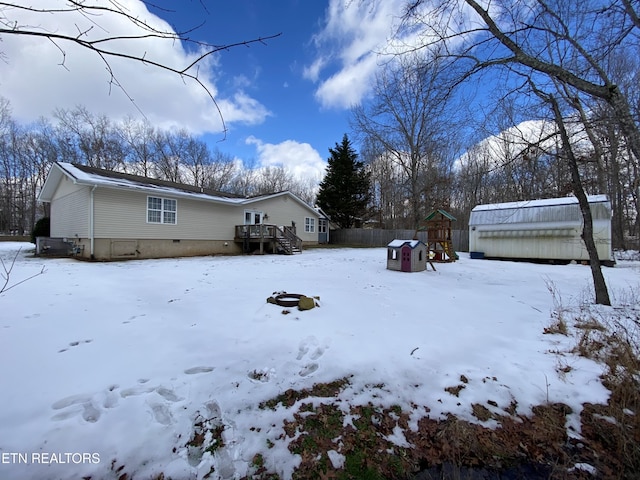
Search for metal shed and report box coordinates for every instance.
[468,195,613,264]
[387,239,428,272]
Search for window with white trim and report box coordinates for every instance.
[304,217,315,233]
[147,196,177,224]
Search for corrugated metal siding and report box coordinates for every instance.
[93,188,238,240]
[469,201,611,226]
[50,183,90,238]
[468,198,612,261]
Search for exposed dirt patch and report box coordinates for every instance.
[243,379,639,480]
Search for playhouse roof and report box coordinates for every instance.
[424,209,457,222]
[387,239,425,248]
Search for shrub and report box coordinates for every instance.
[30,217,50,244]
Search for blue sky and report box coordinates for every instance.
[2,0,419,183]
[146,1,344,156]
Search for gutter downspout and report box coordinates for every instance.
[90,185,97,259]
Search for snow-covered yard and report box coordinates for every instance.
[0,242,638,479]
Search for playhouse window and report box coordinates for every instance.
[388,248,397,260]
[147,196,177,224]
[419,250,423,261]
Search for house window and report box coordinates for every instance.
[305,217,315,233]
[388,248,397,260]
[147,196,177,224]
[319,219,327,233]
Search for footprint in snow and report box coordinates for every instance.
[156,386,182,402]
[51,394,101,423]
[184,366,215,375]
[297,336,327,361]
[205,400,222,419]
[82,403,101,423]
[103,384,120,409]
[52,394,93,410]
[247,368,274,383]
[309,346,325,360]
[120,385,156,398]
[120,384,182,402]
[51,407,82,422]
[58,339,92,353]
[148,402,173,425]
[118,383,182,425]
[299,363,319,377]
[297,336,318,360]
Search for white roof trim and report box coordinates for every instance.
[471,195,609,212]
[39,163,319,217]
[388,239,424,248]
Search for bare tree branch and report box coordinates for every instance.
[0,1,282,138]
[1,248,46,294]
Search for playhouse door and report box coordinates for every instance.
[401,246,412,272]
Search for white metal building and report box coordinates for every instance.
[469,195,613,264]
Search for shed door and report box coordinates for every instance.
[401,245,412,272]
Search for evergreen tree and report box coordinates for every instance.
[317,134,370,229]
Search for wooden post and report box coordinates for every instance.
[259,224,264,254]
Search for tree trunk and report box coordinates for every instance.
[549,95,611,305]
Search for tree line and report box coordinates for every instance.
[0,100,316,236]
[2,0,639,263]
[343,0,639,257]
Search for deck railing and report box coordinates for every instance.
[235,224,277,239]
[234,224,303,254]
[280,225,302,253]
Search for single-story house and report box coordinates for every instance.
[37,162,320,260]
[386,239,428,272]
[468,195,614,265]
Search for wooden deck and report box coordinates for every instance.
[234,224,302,254]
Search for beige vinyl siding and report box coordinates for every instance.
[93,188,239,240]
[50,181,90,238]
[244,195,319,243]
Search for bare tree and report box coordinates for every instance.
[404,0,640,164]
[253,166,295,195]
[153,129,187,183]
[121,118,158,177]
[531,86,611,304]
[0,1,281,134]
[352,52,458,229]
[54,106,127,170]
[402,0,639,304]
[181,136,211,188]
[20,123,58,229]
[204,149,239,192]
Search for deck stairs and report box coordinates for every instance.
[276,226,302,254]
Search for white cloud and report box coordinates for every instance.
[302,57,328,83]
[218,92,272,125]
[305,0,406,109]
[246,136,326,183]
[314,54,381,109]
[305,0,482,110]
[0,0,269,134]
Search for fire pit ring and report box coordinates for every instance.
[274,293,304,307]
